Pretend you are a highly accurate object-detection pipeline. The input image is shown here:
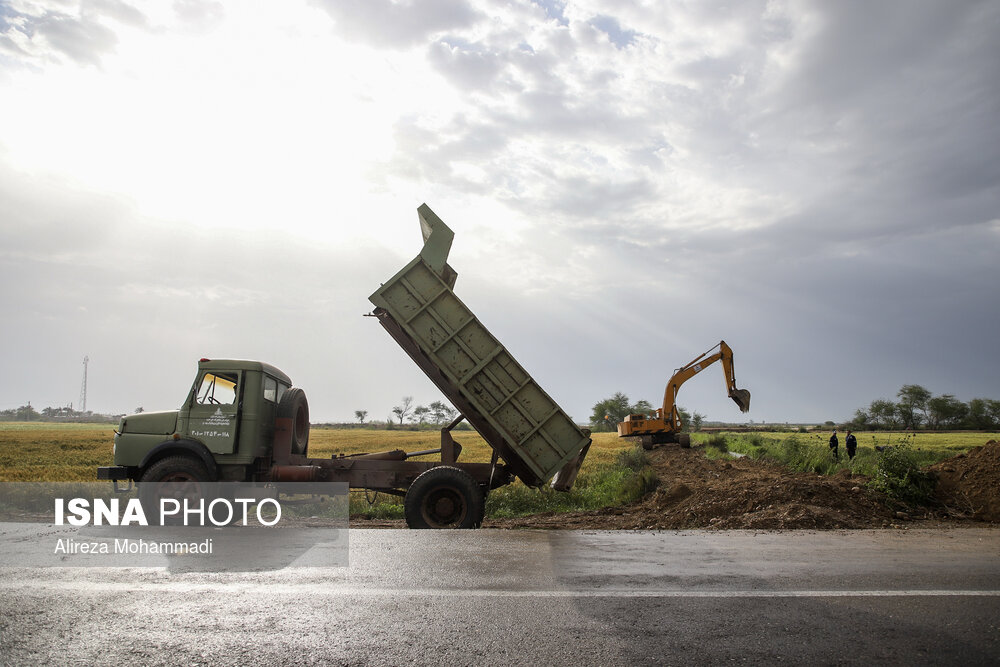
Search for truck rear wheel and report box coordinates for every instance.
[278,388,310,456]
[139,456,211,525]
[404,466,485,529]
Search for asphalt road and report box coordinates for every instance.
[1,527,999,666]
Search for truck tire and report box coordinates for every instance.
[404,466,485,529]
[278,388,309,456]
[139,456,211,525]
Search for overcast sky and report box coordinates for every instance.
[1,0,998,425]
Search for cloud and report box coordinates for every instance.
[589,15,637,49]
[172,0,224,31]
[313,0,481,49]
[0,0,154,67]
[376,0,999,253]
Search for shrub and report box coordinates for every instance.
[705,434,729,452]
[867,444,934,504]
[616,466,659,503]
[616,444,650,472]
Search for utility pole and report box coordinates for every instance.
[79,356,89,413]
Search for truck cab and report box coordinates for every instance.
[100,359,304,484]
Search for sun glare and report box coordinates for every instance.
[0,3,459,243]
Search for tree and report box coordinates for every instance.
[15,404,39,421]
[868,399,897,430]
[354,410,368,425]
[966,398,1000,430]
[851,408,870,429]
[896,384,931,429]
[677,406,691,432]
[590,392,630,431]
[413,405,430,424]
[927,394,968,429]
[692,412,704,432]
[632,399,654,415]
[391,396,414,424]
[589,392,653,432]
[429,400,457,425]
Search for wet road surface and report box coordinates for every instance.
[1,527,999,665]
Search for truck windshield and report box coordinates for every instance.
[196,372,237,405]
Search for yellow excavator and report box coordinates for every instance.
[617,340,751,450]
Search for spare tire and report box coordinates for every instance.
[278,388,309,456]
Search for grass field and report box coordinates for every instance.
[691,430,1000,479]
[2,423,994,518]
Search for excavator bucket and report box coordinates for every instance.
[729,388,751,413]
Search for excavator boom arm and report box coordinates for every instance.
[660,341,750,430]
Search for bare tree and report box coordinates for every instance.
[392,396,414,424]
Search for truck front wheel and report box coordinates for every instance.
[404,466,485,529]
[139,456,211,525]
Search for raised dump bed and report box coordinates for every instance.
[369,204,591,489]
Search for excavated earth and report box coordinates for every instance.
[927,440,1000,522]
[489,445,902,530]
[351,440,1000,530]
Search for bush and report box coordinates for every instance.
[616,466,659,503]
[705,434,729,452]
[485,446,658,518]
[867,444,934,504]
[616,444,650,472]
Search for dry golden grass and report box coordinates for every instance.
[0,423,116,482]
[0,423,629,482]
[309,428,624,467]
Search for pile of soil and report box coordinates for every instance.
[489,446,905,530]
[927,440,1000,522]
[352,440,1000,530]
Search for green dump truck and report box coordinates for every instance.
[98,205,591,528]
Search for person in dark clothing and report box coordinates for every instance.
[845,430,857,460]
[829,430,839,460]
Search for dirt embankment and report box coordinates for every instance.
[490,446,899,530]
[351,441,1000,530]
[488,441,1000,531]
[928,440,1000,522]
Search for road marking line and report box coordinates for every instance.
[1,581,999,598]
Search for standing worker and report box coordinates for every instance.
[829,429,839,460]
[845,430,857,460]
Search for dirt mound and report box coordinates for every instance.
[928,440,1000,522]
[490,445,905,531]
[354,441,1000,531]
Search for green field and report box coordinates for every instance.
[691,429,1000,478]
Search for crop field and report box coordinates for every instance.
[0,423,116,482]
